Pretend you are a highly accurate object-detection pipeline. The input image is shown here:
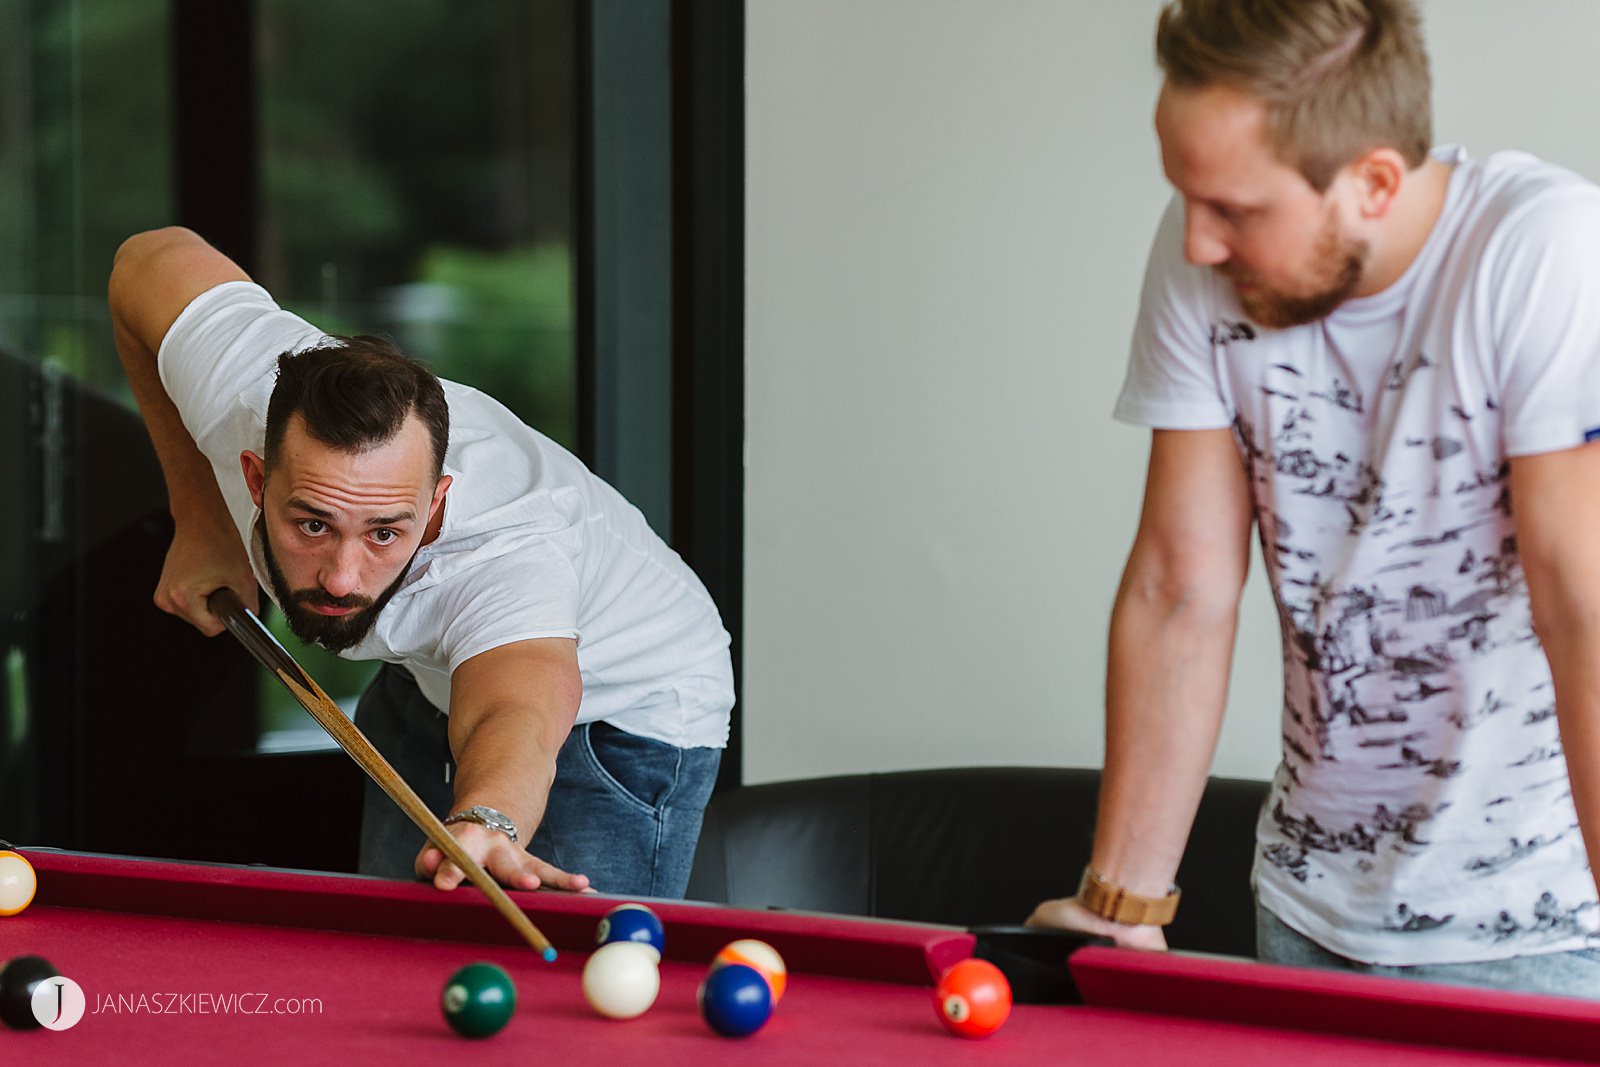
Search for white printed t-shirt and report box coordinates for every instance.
[159,281,734,749]
[1116,147,1600,965]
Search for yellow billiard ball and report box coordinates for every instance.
[0,852,35,917]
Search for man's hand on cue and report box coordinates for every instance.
[415,820,593,893]
[156,520,259,637]
[1026,895,1169,951]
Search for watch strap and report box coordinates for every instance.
[1077,865,1181,926]
[443,805,519,845]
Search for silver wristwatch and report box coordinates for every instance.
[442,804,519,844]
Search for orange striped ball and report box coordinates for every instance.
[710,940,786,1004]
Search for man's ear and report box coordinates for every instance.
[241,450,268,508]
[416,474,451,546]
[1349,147,1407,219]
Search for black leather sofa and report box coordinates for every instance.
[685,766,1270,958]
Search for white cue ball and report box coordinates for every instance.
[582,941,661,1020]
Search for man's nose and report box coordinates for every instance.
[318,539,362,599]
[1183,205,1231,267]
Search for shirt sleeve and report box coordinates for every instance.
[1490,185,1600,456]
[156,280,328,448]
[1113,197,1234,430]
[432,537,584,676]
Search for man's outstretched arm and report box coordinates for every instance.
[108,227,258,634]
[1513,443,1600,908]
[414,638,591,893]
[1029,427,1253,948]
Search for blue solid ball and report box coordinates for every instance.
[596,903,665,958]
[698,963,773,1037]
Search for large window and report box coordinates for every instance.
[0,0,743,869]
[251,0,578,742]
[0,0,178,852]
[0,0,580,854]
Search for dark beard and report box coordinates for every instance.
[256,516,415,654]
[1223,214,1369,330]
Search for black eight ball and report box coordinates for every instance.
[1,955,59,1030]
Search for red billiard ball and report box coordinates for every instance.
[934,959,1011,1039]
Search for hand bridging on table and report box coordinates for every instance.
[415,820,594,893]
[1025,895,1169,951]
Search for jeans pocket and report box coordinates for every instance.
[583,722,680,814]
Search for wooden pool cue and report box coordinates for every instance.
[207,587,558,961]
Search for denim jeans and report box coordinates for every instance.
[353,663,721,898]
[1256,905,1600,1000]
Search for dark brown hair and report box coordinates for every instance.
[1156,0,1432,191]
[264,335,449,478]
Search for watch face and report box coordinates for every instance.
[470,807,515,839]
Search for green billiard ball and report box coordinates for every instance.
[441,962,516,1038]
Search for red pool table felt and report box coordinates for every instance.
[4,849,1600,1066]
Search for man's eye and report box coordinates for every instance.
[1217,203,1258,226]
[299,520,327,536]
[371,529,398,545]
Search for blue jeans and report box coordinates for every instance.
[354,663,721,898]
[1256,905,1600,999]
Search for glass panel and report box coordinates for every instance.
[0,0,577,846]
[252,0,577,744]
[0,0,174,845]
[0,0,173,391]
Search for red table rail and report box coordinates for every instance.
[8,849,1600,1066]
[18,848,974,985]
[1074,942,1600,1063]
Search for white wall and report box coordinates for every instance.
[742,0,1600,785]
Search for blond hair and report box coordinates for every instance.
[1156,0,1432,190]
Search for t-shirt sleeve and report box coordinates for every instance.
[1113,197,1234,430]
[156,280,328,448]
[1491,186,1600,456]
[433,538,583,676]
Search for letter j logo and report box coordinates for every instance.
[32,975,86,1030]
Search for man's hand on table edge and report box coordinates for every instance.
[1026,895,1170,951]
[415,820,594,893]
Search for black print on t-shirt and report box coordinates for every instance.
[1384,903,1453,932]
[1210,319,1258,346]
[1475,892,1597,946]
[1221,334,1597,941]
